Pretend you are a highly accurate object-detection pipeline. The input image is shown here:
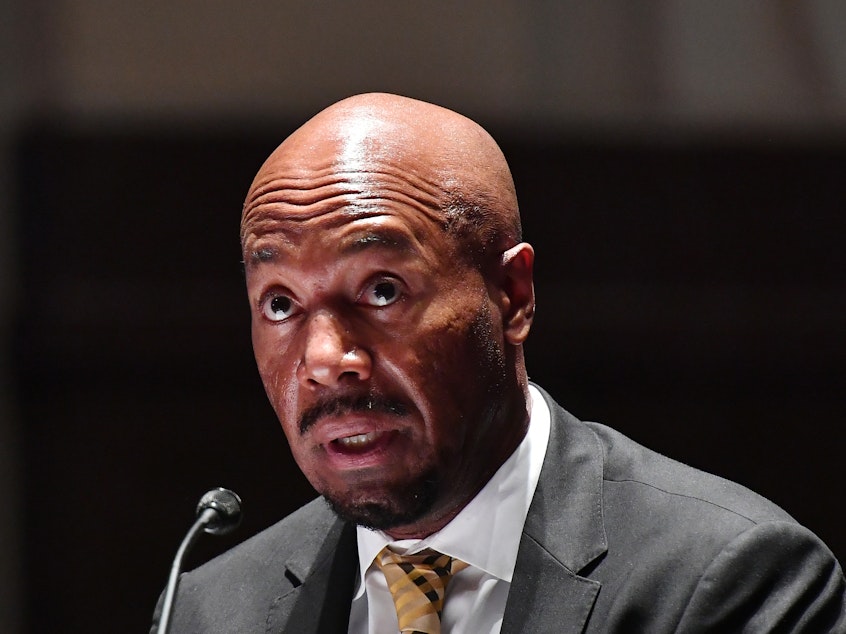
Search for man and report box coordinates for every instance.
[152,93,845,632]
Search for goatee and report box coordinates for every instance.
[322,471,440,531]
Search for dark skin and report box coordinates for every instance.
[241,93,535,539]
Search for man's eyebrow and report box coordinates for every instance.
[249,247,278,263]
[341,230,415,254]
[246,230,414,266]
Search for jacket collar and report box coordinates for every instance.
[267,506,357,633]
[501,385,607,633]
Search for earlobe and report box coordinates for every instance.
[499,243,535,345]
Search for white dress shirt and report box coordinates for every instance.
[348,385,551,634]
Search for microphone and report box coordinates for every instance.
[157,488,242,634]
[196,487,243,535]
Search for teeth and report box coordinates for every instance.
[336,432,380,447]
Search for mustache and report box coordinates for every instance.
[299,393,408,435]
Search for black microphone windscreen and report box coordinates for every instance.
[196,487,242,536]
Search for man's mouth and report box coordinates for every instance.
[326,429,398,462]
[334,430,385,449]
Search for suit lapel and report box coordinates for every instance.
[501,533,601,634]
[266,517,358,634]
[501,386,607,634]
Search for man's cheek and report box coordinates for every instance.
[255,366,290,426]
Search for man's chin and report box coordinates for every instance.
[322,475,439,532]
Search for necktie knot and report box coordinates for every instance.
[376,546,468,634]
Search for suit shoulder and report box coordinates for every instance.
[532,393,845,630]
[583,419,795,527]
[151,498,345,632]
[184,496,338,582]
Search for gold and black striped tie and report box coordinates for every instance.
[376,546,468,634]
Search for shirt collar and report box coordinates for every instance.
[354,385,551,598]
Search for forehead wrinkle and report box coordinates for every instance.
[246,169,360,208]
[241,165,450,245]
[247,165,446,210]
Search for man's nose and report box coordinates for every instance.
[297,311,372,388]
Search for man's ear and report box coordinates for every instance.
[497,243,535,345]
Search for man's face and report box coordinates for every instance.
[243,177,519,536]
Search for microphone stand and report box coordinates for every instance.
[157,488,242,634]
[157,507,218,634]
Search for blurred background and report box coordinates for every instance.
[2,2,845,632]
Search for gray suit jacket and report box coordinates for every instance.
[152,387,846,632]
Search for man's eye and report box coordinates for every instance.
[363,280,400,307]
[261,294,297,322]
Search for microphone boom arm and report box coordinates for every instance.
[156,488,242,634]
[157,507,218,634]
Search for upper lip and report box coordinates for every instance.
[298,389,409,437]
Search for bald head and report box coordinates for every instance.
[242,93,520,267]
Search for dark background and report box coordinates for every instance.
[14,123,846,633]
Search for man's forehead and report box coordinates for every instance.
[241,132,450,248]
[241,93,521,270]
